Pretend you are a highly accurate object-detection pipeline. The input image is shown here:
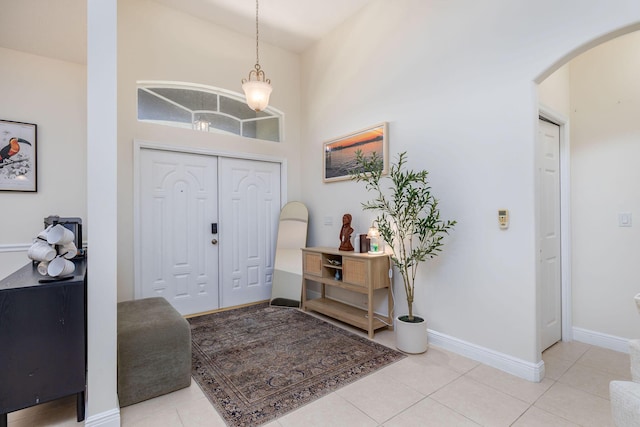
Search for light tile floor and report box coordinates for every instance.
[7,316,631,427]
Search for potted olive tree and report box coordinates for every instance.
[352,151,455,353]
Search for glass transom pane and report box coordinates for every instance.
[138,89,191,123]
[151,88,218,112]
[243,118,280,142]
[137,83,281,142]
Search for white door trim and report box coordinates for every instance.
[133,139,288,300]
[538,105,572,349]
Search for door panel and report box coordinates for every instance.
[539,119,562,350]
[219,158,281,307]
[140,149,219,315]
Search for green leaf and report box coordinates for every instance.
[351,150,456,316]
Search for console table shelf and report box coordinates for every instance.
[304,298,389,332]
[301,247,392,338]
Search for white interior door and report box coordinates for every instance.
[139,148,219,315]
[539,118,562,350]
[218,158,281,307]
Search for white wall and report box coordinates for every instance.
[301,0,640,363]
[0,47,86,280]
[116,0,302,301]
[539,64,571,118]
[570,31,640,340]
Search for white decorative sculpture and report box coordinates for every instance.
[27,225,77,278]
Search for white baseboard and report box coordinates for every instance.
[428,329,545,382]
[572,327,631,354]
[84,408,121,427]
[305,292,544,381]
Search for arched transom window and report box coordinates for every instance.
[137,81,282,142]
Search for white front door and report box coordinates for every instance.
[218,158,281,307]
[139,148,219,315]
[539,118,562,350]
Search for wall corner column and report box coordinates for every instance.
[86,0,120,425]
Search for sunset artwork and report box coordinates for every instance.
[323,122,388,182]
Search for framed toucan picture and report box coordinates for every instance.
[0,119,37,192]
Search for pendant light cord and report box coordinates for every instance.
[255,0,260,68]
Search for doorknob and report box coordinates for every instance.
[211,239,218,245]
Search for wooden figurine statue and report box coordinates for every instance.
[339,213,354,251]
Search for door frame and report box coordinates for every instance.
[537,105,572,353]
[133,139,288,300]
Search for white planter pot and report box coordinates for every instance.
[395,315,428,354]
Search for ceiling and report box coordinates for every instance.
[0,0,373,64]
[155,0,373,53]
[0,0,87,64]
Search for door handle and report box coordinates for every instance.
[211,239,218,245]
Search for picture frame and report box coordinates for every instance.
[323,122,388,183]
[0,120,37,192]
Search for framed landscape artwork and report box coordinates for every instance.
[323,122,388,183]
[0,120,37,192]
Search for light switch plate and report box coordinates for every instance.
[618,212,632,227]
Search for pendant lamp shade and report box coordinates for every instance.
[242,69,272,112]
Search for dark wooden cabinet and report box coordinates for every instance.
[0,260,86,427]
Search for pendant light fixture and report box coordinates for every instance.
[193,118,210,132]
[242,0,272,112]
[193,91,210,131]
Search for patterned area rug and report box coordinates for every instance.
[188,303,405,426]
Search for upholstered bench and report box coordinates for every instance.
[117,297,191,407]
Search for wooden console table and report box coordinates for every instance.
[301,247,392,338]
[0,259,87,427]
